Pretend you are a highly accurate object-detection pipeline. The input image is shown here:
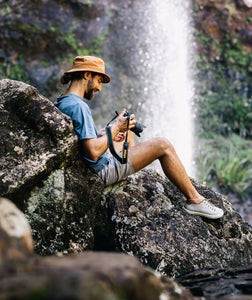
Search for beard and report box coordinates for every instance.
[84,79,95,100]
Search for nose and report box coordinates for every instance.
[96,83,102,92]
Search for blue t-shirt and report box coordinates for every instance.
[54,94,109,173]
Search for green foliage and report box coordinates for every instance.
[18,22,43,33]
[57,21,78,50]
[222,38,252,73]
[245,16,252,25]
[76,35,106,57]
[56,19,105,57]
[0,60,31,83]
[196,134,252,200]
[194,27,252,199]
[197,89,252,138]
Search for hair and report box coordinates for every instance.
[60,71,84,85]
[60,71,101,85]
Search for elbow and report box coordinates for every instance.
[81,139,102,161]
[90,153,100,161]
[85,150,100,161]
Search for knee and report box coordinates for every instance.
[153,137,175,154]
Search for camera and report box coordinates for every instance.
[123,111,145,137]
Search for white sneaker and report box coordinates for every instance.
[184,199,224,219]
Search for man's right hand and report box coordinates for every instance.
[112,109,136,133]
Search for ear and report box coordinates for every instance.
[83,72,92,80]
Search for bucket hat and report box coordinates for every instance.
[65,56,110,83]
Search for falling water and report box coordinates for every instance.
[138,0,195,176]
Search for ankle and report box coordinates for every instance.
[187,195,204,205]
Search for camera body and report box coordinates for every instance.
[123,111,145,137]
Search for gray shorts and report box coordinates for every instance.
[97,153,135,186]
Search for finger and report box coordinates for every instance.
[130,114,135,120]
[119,109,126,116]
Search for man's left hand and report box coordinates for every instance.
[113,132,126,142]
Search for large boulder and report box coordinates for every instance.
[0,197,195,300]
[0,78,77,200]
[0,79,104,254]
[0,251,195,300]
[101,171,252,277]
[0,79,251,279]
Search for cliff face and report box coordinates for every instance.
[0,0,146,109]
[192,0,252,134]
[0,0,251,96]
[194,0,252,53]
[0,79,251,279]
[192,0,252,207]
[0,0,113,97]
[0,0,251,137]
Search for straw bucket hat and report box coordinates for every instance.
[65,56,110,83]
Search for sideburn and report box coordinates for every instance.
[84,78,95,100]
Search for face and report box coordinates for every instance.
[84,74,103,100]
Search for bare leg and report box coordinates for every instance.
[128,137,203,204]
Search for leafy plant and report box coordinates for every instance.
[0,61,31,83]
[195,134,252,200]
[197,90,252,138]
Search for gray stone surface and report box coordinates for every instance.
[0,197,33,264]
[0,197,194,300]
[102,170,252,277]
[0,251,195,300]
[177,264,252,299]
[0,78,77,201]
[0,79,251,280]
[0,79,104,254]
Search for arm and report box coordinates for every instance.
[82,109,136,161]
[97,128,106,138]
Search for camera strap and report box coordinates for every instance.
[105,112,130,164]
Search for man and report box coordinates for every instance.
[54,56,224,219]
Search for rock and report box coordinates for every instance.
[0,79,251,279]
[0,197,33,264]
[0,78,77,201]
[0,79,104,255]
[101,171,252,277]
[0,251,195,300]
[0,196,194,300]
[177,264,252,299]
[0,199,194,300]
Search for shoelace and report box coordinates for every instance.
[202,199,218,211]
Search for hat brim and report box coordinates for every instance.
[65,68,110,83]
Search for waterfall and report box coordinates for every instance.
[138,0,195,176]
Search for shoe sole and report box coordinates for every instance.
[184,207,224,219]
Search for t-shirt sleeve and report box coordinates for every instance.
[70,102,97,140]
